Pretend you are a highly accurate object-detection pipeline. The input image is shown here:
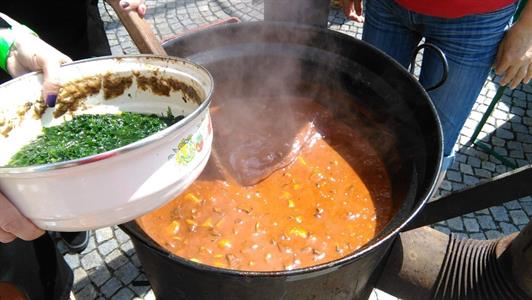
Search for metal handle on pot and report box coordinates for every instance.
[409,43,449,92]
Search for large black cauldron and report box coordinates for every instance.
[121,22,443,300]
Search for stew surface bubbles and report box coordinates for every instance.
[139,94,395,271]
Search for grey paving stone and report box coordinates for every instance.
[446,217,464,231]
[116,262,140,285]
[459,163,474,175]
[476,209,490,215]
[446,170,462,182]
[514,157,527,166]
[523,83,532,94]
[499,222,519,235]
[495,165,508,174]
[439,179,452,191]
[477,150,490,161]
[434,225,452,236]
[504,200,522,210]
[477,215,497,230]
[512,123,528,134]
[509,210,530,225]
[145,290,157,300]
[485,230,504,239]
[510,106,525,115]
[510,115,522,123]
[507,141,523,151]
[130,274,151,296]
[120,240,135,256]
[463,175,480,185]
[99,239,119,256]
[105,249,129,270]
[114,228,131,244]
[509,150,525,159]
[495,128,514,140]
[492,109,508,120]
[75,283,99,299]
[83,236,97,254]
[481,161,496,172]
[516,132,532,144]
[454,232,469,240]
[491,136,505,147]
[81,251,104,270]
[490,206,510,222]
[492,146,508,157]
[452,182,466,191]
[468,111,483,123]
[73,268,90,292]
[131,253,142,268]
[475,168,492,179]
[455,153,467,163]
[520,196,532,216]
[112,287,136,300]
[469,232,486,240]
[463,218,480,232]
[96,227,114,243]
[467,156,481,168]
[64,253,80,269]
[513,90,526,100]
[88,265,112,287]
[101,277,123,298]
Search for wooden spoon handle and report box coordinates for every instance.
[106,0,167,56]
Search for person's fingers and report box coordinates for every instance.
[0,193,44,242]
[120,0,146,17]
[499,64,520,87]
[342,0,364,22]
[1,215,44,241]
[525,64,532,84]
[41,64,61,107]
[37,52,72,107]
[494,55,511,77]
[0,230,16,243]
[342,0,355,20]
[138,4,147,17]
[509,64,528,89]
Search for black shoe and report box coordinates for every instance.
[59,231,90,254]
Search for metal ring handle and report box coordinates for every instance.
[409,43,449,92]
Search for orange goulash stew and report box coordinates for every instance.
[139,96,395,272]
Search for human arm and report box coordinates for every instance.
[0,14,75,243]
[0,13,72,107]
[494,1,532,88]
[340,0,364,23]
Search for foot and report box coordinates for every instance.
[59,231,90,254]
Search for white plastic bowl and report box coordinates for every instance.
[0,55,213,231]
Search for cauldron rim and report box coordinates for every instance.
[121,21,443,277]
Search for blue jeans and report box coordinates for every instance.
[362,0,517,169]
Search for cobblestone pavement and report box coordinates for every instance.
[65,1,531,299]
